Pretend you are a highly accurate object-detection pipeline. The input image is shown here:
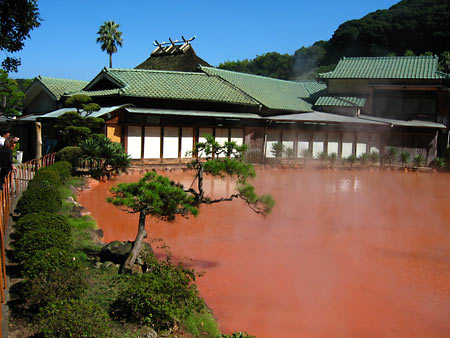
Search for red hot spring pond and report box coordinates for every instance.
[79,169,450,338]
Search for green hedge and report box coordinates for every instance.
[27,167,61,189]
[14,163,70,216]
[23,248,86,307]
[49,161,72,183]
[13,225,72,263]
[15,183,62,216]
[14,212,71,242]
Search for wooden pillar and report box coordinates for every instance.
[140,126,145,160]
[160,126,164,161]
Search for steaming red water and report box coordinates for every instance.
[79,169,450,338]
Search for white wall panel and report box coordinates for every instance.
[163,127,179,158]
[181,128,193,158]
[144,126,161,159]
[265,129,280,158]
[282,130,295,157]
[370,134,381,153]
[198,128,213,158]
[312,132,326,158]
[215,128,229,157]
[327,132,340,155]
[342,132,354,158]
[297,131,310,158]
[230,129,244,145]
[356,134,369,156]
[127,126,142,159]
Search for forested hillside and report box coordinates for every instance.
[219,0,450,80]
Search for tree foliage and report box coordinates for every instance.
[291,40,328,79]
[219,0,450,79]
[64,94,101,116]
[325,0,450,64]
[80,134,130,179]
[108,135,274,273]
[108,172,198,220]
[0,0,41,72]
[219,52,293,80]
[55,95,104,146]
[96,21,123,68]
[0,70,24,116]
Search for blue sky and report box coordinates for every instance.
[11,0,399,81]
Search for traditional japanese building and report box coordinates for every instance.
[20,39,449,164]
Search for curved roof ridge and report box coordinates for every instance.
[105,67,204,76]
[340,55,438,60]
[37,76,88,82]
[200,66,299,85]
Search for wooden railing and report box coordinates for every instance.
[0,153,56,338]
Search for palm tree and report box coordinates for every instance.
[96,21,123,68]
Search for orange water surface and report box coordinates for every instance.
[79,169,450,338]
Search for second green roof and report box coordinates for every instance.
[318,56,448,80]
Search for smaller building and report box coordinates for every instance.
[316,56,449,160]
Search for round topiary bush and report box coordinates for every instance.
[49,161,72,183]
[13,225,72,263]
[15,183,62,216]
[37,299,112,338]
[14,212,71,242]
[56,146,81,172]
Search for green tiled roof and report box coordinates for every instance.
[318,56,448,80]
[201,66,314,112]
[74,68,258,106]
[297,80,327,97]
[37,76,88,99]
[315,96,366,107]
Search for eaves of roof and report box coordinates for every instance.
[358,115,447,129]
[315,96,366,107]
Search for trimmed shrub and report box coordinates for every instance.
[14,212,71,242]
[111,256,204,331]
[49,161,72,183]
[15,183,62,216]
[23,248,86,306]
[28,167,61,189]
[37,299,112,338]
[23,248,80,279]
[13,225,72,263]
[56,146,81,171]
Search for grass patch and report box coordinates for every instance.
[184,309,221,337]
[68,215,100,253]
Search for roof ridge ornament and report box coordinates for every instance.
[153,35,196,48]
